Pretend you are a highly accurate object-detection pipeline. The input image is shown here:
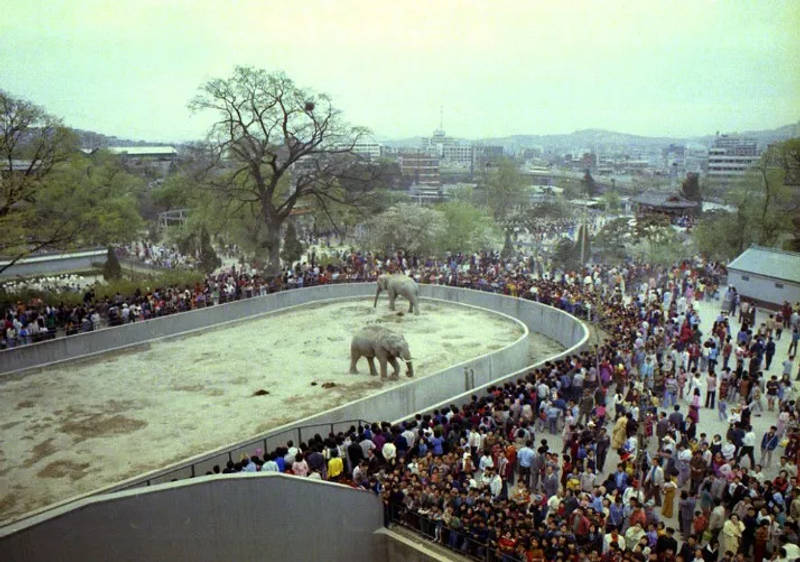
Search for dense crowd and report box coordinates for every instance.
[176,256,797,562]
[4,246,800,560]
[119,241,193,269]
[2,247,719,348]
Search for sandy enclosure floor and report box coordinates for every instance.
[0,297,563,523]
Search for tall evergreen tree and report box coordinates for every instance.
[198,227,221,274]
[280,221,305,267]
[103,246,122,280]
[581,169,599,197]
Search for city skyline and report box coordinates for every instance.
[2,0,798,143]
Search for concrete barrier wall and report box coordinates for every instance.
[0,250,106,279]
[0,283,587,527]
[2,283,376,374]
[1,283,584,376]
[0,473,383,562]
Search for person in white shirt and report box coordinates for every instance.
[737,426,756,468]
[478,451,494,474]
[721,439,737,461]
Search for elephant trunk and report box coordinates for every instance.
[402,350,414,377]
[373,287,381,308]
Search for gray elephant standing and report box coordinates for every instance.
[350,326,414,378]
[373,273,420,315]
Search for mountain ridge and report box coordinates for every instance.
[73,122,799,152]
[378,122,798,151]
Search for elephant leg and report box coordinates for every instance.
[413,295,419,315]
[349,349,360,374]
[377,355,388,378]
[388,357,402,379]
[407,298,414,314]
[366,356,378,376]
[388,290,396,310]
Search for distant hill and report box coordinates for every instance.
[75,121,799,153]
[691,122,800,147]
[377,122,799,153]
[477,123,799,153]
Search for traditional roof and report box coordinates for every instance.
[630,190,698,209]
[727,245,800,284]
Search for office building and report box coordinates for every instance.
[707,134,760,188]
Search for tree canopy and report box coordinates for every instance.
[189,66,373,274]
[1,89,143,273]
[692,138,798,259]
[482,157,526,220]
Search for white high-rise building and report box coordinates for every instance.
[707,134,760,188]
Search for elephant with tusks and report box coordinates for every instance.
[349,326,414,379]
[373,273,420,315]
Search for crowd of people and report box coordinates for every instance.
[4,241,800,560]
[1,246,720,348]
[119,241,193,269]
[105,252,797,562]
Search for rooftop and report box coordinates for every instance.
[727,245,800,284]
[106,146,177,156]
[630,190,698,209]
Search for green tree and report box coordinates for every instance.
[631,216,693,265]
[680,172,702,205]
[484,157,526,220]
[594,217,631,264]
[436,200,500,254]
[1,91,144,274]
[601,190,622,212]
[1,89,77,273]
[576,224,591,264]
[102,246,122,280]
[280,221,305,266]
[360,203,446,256]
[691,139,798,258]
[189,66,372,275]
[551,237,580,271]
[581,169,599,197]
[198,226,222,273]
[561,177,583,200]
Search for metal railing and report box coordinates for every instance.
[4,418,371,528]
[122,418,373,488]
[386,502,525,562]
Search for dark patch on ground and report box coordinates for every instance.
[60,414,147,441]
[23,438,57,468]
[172,384,204,392]
[37,460,91,481]
[0,493,18,513]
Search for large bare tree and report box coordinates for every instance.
[189,66,371,274]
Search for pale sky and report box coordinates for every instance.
[2,0,798,142]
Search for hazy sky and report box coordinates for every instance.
[2,0,798,142]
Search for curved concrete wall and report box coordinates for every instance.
[1,283,584,375]
[1,283,588,527]
[0,249,106,279]
[0,473,383,562]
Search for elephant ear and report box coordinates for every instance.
[382,333,406,355]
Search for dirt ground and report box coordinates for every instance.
[0,297,563,523]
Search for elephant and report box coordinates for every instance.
[373,273,420,315]
[349,326,414,379]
